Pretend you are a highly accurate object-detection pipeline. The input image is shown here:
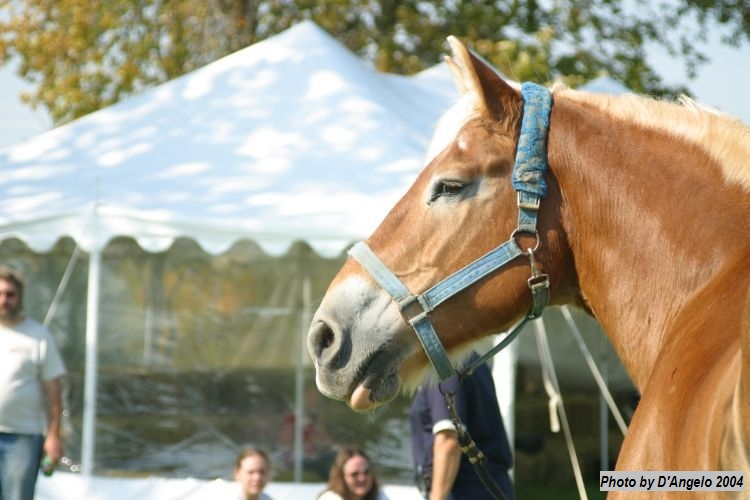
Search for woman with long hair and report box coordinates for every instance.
[317,445,383,500]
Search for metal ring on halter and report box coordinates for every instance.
[511,227,540,254]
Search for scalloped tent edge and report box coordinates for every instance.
[0,20,457,256]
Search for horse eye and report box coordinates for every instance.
[429,179,466,203]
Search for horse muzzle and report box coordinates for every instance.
[307,276,413,410]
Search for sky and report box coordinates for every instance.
[0,62,52,149]
[0,30,748,150]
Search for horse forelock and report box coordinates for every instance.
[552,85,750,192]
[425,94,481,162]
[425,79,523,163]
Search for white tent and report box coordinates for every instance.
[0,19,461,478]
[0,19,633,486]
[0,20,455,256]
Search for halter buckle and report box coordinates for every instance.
[517,191,540,210]
[528,273,550,291]
[526,247,550,316]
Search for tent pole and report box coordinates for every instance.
[81,246,101,476]
[294,275,311,482]
[491,330,518,479]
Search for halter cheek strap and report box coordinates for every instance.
[349,82,553,381]
[349,236,527,380]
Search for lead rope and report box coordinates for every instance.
[434,248,546,500]
[440,381,511,500]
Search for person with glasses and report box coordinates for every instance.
[0,266,66,500]
[317,445,384,500]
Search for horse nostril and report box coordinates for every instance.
[320,326,333,350]
[310,321,336,359]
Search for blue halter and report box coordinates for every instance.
[349,82,552,380]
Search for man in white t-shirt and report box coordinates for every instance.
[0,266,66,500]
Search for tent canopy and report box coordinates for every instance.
[0,20,456,256]
[0,21,632,259]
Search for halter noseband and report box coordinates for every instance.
[349,82,553,380]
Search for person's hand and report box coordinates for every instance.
[43,434,64,465]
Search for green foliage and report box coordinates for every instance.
[0,0,746,124]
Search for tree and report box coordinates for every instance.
[0,0,747,125]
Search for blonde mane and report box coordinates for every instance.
[552,84,750,192]
[428,79,750,192]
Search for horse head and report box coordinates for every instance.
[307,37,576,411]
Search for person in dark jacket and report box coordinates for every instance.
[409,352,514,500]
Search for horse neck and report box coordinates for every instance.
[547,96,750,389]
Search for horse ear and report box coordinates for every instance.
[445,36,519,120]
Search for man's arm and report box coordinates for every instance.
[430,429,461,500]
[41,377,64,464]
